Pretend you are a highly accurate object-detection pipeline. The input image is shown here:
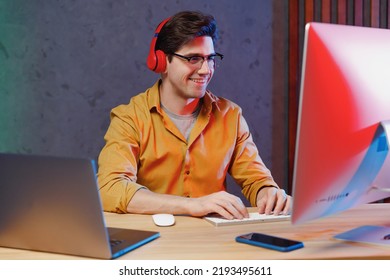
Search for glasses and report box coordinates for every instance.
[171,52,224,69]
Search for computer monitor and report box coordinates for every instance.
[291,22,390,225]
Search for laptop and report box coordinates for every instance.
[0,153,160,259]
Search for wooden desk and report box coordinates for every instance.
[1,203,390,259]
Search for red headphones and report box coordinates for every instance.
[146,17,171,73]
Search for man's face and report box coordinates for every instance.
[164,36,216,101]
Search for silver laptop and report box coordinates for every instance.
[0,153,160,259]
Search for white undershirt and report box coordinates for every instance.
[161,102,201,141]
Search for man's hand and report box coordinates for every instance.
[127,189,248,219]
[256,187,292,215]
[188,191,249,220]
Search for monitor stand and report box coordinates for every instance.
[334,225,390,246]
[370,120,390,194]
[333,120,390,247]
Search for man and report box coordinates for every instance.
[97,11,291,219]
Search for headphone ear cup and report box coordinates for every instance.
[153,50,167,73]
[146,17,171,73]
[146,41,158,72]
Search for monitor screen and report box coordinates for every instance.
[291,22,390,224]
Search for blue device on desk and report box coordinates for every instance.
[236,232,304,252]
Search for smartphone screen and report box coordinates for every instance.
[236,232,304,252]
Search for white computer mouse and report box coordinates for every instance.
[152,214,175,227]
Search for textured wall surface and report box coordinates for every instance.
[0,0,288,201]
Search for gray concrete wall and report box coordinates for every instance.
[0,0,289,202]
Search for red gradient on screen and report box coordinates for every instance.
[292,23,390,223]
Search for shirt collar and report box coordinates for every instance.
[147,79,218,113]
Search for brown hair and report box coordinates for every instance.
[155,11,219,61]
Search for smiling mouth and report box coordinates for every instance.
[189,78,208,84]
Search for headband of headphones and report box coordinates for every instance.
[146,17,171,73]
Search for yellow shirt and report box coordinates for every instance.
[97,80,278,213]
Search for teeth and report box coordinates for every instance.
[190,78,206,83]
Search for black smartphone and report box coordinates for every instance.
[236,232,304,252]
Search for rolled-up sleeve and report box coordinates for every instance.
[97,105,146,213]
[228,111,279,206]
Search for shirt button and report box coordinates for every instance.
[185,170,190,175]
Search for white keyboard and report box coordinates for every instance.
[204,212,290,227]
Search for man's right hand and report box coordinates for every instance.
[187,191,249,220]
[127,189,248,220]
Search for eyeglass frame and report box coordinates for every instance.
[170,52,224,68]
